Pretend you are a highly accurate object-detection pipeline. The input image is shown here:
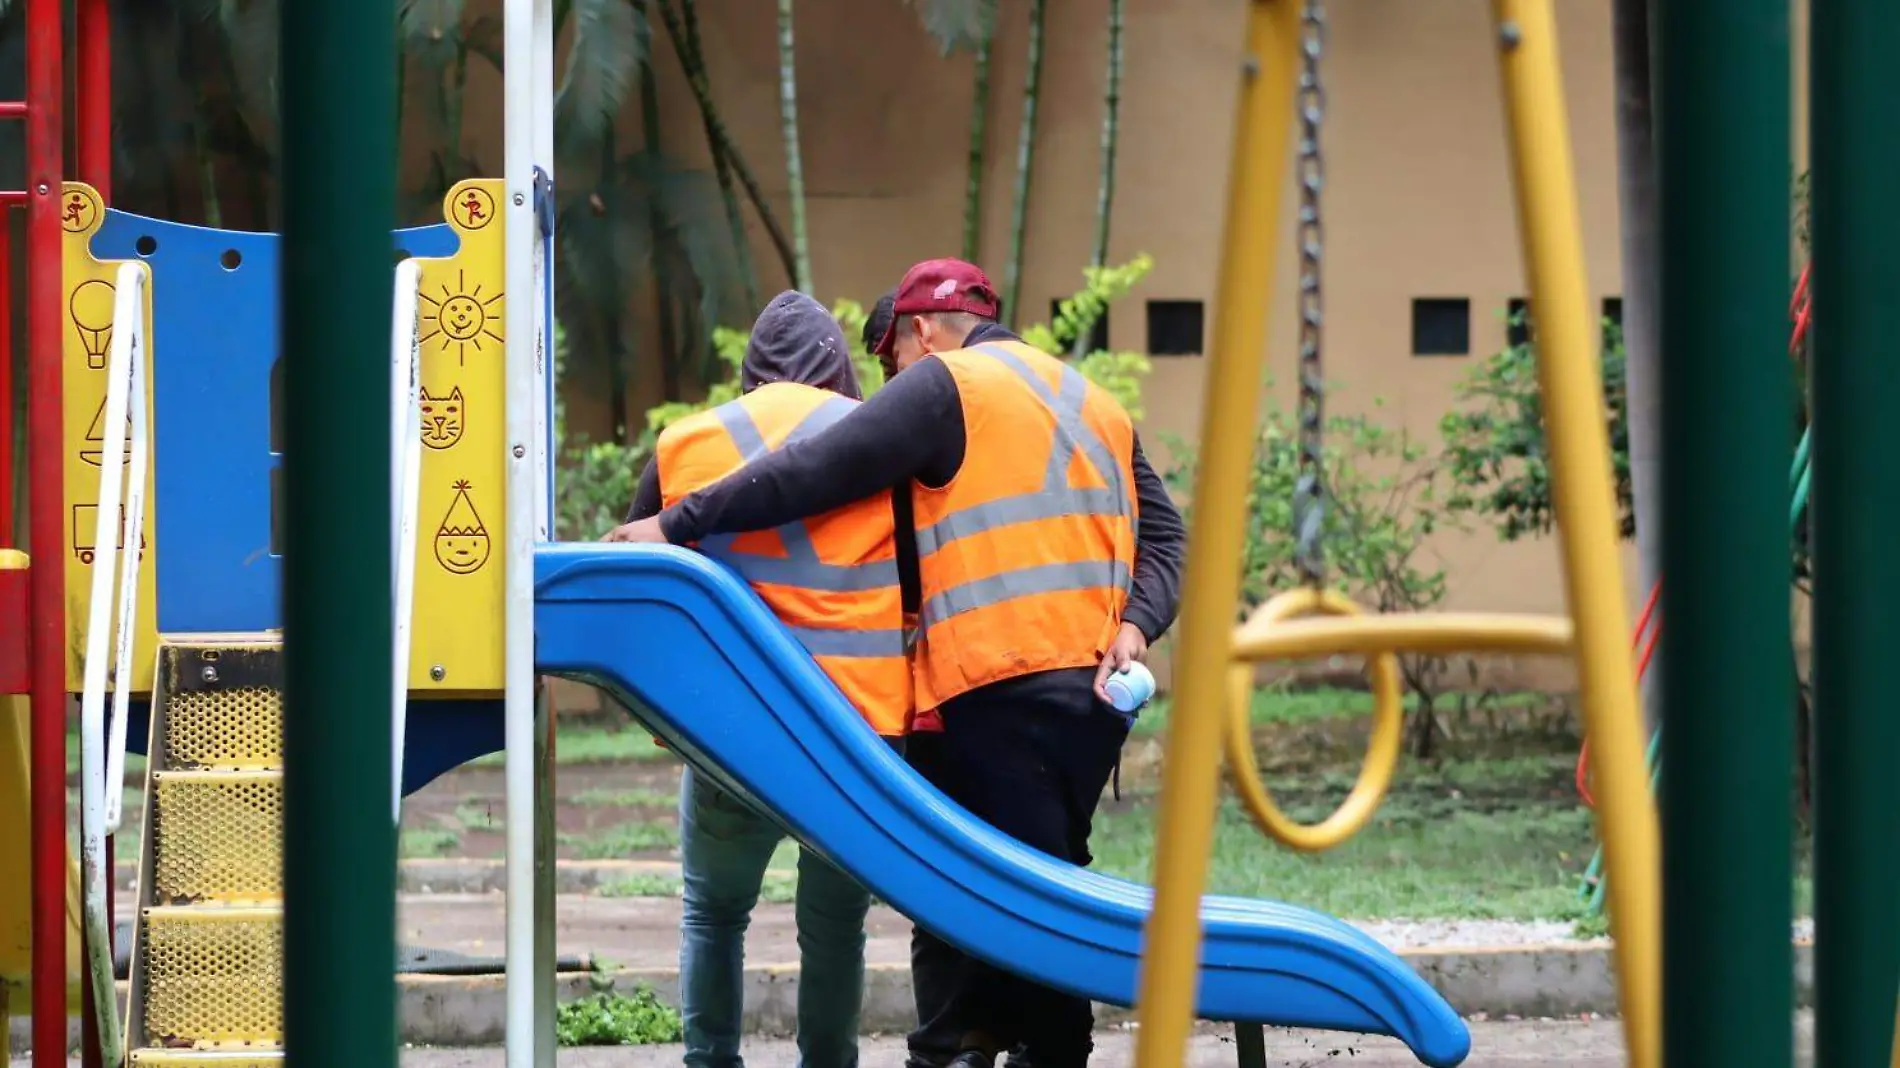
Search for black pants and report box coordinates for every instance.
[905,674,1132,1068]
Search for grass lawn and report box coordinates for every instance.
[524,689,1628,923]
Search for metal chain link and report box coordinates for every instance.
[1291,0,1328,589]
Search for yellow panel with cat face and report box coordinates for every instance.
[60,182,160,693]
[407,179,507,694]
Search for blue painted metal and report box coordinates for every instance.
[115,692,503,797]
[532,542,1472,1067]
[88,211,460,633]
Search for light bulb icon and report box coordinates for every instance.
[70,279,115,370]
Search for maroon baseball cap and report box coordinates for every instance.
[872,258,1002,357]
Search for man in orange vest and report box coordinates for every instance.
[622,290,910,1068]
[609,260,1187,1068]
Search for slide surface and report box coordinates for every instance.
[534,544,1471,1068]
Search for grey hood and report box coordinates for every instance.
[741,290,862,400]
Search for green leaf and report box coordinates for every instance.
[555,0,644,145]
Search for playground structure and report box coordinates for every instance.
[0,3,1885,1068]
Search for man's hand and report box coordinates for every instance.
[1094,622,1150,702]
[602,517,667,544]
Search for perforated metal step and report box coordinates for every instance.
[129,1050,284,1066]
[128,637,288,1061]
[155,641,285,770]
[138,905,283,1049]
[150,769,283,903]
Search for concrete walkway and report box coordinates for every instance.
[50,889,1806,1049]
[9,1017,1825,1067]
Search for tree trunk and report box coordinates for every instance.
[632,0,683,416]
[1000,0,1046,331]
[961,0,997,264]
[1611,0,1663,734]
[776,0,813,294]
[657,0,797,289]
[1071,0,1124,359]
[672,0,759,313]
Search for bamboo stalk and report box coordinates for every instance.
[657,0,797,289]
[1001,0,1046,331]
[777,0,813,293]
[1072,0,1124,358]
[961,0,997,263]
[632,0,684,407]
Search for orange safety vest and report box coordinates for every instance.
[910,339,1139,710]
[657,381,912,736]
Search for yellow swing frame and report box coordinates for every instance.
[1129,4,1660,1068]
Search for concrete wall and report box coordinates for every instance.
[521,0,1813,700]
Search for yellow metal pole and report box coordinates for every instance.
[1489,5,1659,1068]
[1130,4,1299,1068]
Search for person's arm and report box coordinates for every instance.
[658,360,965,544]
[624,459,663,522]
[1120,436,1186,643]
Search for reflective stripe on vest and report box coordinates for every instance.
[698,396,900,595]
[915,344,1135,631]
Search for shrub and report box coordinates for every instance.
[1438,311,1631,542]
[1162,393,1459,753]
[554,257,1161,539]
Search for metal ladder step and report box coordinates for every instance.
[128,638,288,1059]
[137,904,283,1050]
[129,1050,285,1067]
[149,769,283,904]
[155,641,285,770]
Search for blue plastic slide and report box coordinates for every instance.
[534,544,1471,1068]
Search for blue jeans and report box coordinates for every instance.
[678,764,870,1068]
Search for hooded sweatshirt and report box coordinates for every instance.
[625,291,861,521]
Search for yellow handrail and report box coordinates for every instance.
[1130,4,1660,1068]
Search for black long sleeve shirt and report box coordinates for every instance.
[654,324,1186,644]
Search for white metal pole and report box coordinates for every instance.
[104,264,148,834]
[78,261,141,1066]
[502,0,538,1062]
[390,258,423,823]
[532,0,555,540]
[528,6,558,1067]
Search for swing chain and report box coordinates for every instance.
[1292,0,1328,589]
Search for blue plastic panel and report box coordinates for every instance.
[533,543,1471,1067]
[89,212,461,633]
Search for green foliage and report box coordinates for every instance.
[1023,254,1156,418]
[646,297,888,435]
[555,323,652,541]
[638,257,1154,434]
[555,976,684,1047]
[1438,313,1633,542]
[554,259,1157,540]
[1162,394,1458,750]
[1162,397,1453,620]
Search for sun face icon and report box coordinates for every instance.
[420,270,504,366]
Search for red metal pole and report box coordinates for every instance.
[75,11,110,1066]
[75,0,110,197]
[0,218,12,548]
[25,0,66,1065]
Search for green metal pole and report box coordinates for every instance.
[280,0,399,1064]
[1655,3,1792,1068]
[1811,1,1900,1063]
